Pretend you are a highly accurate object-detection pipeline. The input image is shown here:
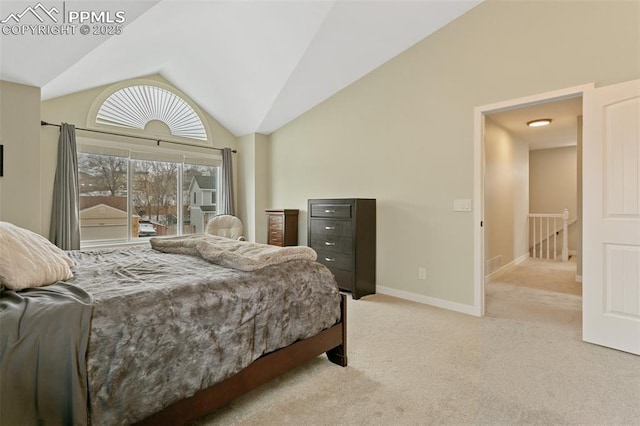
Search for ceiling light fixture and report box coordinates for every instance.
[527,118,552,127]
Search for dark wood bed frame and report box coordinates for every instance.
[136,293,348,425]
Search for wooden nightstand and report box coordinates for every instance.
[265,209,299,246]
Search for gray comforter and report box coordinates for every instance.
[70,246,341,425]
[71,248,340,425]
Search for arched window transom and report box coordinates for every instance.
[96,85,207,141]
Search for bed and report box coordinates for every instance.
[0,226,347,425]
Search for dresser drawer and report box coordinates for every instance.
[315,250,353,271]
[310,219,352,237]
[327,267,354,292]
[310,203,352,219]
[310,234,353,255]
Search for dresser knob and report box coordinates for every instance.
[324,242,336,246]
[325,257,335,262]
[325,226,335,230]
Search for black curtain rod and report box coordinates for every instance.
[41,121,237,153]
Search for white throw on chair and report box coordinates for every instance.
[205,215,245,241]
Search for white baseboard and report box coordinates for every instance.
[376,286,478,317]
[485,253,529,283]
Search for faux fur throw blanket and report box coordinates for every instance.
[150,234,317,271]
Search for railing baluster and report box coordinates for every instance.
[546,217,550,259]
[539,216,542,258]
[562,208,569,262]
[553,217,557,260]
[532,216,536,258]
[528,209,570,262]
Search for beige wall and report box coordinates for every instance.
[254,133,270,244]
[529,147,577,216]
[268,0,639,306]
[236,133,270,243]
[530,146,578,253]
[237,134,255,242]
[39,74,238,238]
[0,81,42,233]
[484,118,529,273]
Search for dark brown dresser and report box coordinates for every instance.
[266,209,299,246]
[307,198,376,299]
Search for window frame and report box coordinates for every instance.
[77,137,221,249]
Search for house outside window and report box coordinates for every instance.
[188,175,218,234]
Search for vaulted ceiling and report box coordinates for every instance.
[0,0,483,136]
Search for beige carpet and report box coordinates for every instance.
[194,259,640,425]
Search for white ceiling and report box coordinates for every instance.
[487,96,583,150]
[0,0,483,136]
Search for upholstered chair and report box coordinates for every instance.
[205,215,245,241]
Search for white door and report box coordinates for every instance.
[583,79,640,355]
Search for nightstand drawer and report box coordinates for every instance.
[310,234,352,255]
[310,204,352,219]
[269,229,283,239]
[266,209,299,246]
[310,219,352,237]
[315,250,353,271]
[269,215,283,228]
[269,236,283,246]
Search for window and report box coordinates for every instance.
[96,85,208,141]
[132,158,178,237]
[78,142,220,245]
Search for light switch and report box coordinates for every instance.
[454,199,472,212]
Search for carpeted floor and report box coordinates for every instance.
[194,259,640,425]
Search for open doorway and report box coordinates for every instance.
[474,79,640,354]
[472,83,593,316]
[484,96,581,273]
[484,97,582,317]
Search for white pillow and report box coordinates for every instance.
[0,221,74,291]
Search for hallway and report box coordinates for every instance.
[485,258,581,324]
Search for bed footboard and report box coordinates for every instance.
[136,293,347,425]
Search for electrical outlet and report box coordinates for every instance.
[418,267,427,280]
